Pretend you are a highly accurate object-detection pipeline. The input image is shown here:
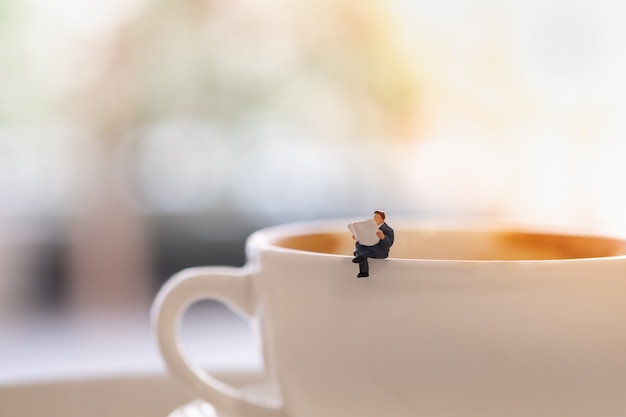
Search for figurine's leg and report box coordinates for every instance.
[353,245,366,263]
[358,257,369,278]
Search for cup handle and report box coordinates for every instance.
[151,266,287,417]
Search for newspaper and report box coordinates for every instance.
[348,219,380,246]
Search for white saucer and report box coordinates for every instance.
[168,373,275,417]
[170,400,219,417]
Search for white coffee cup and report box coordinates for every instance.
[152,219,626,417]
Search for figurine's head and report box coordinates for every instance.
[374,210,385,224]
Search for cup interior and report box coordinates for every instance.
[272,226,626,261]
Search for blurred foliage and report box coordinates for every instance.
[0,0,422,140]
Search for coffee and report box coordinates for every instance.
[274,229,626,260]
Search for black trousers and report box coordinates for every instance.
[354,246,386,275]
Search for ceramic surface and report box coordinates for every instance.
[170,400,218,417]
[153,219,626,417]
[170,376,273,417]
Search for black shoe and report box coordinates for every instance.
[357,272,369,278]
[352,255,364,263]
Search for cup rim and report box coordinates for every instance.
[247,217,626,263]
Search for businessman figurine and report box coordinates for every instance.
[351,211,394,278]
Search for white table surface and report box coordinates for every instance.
[0,302,262,416]
[0,302,261,385]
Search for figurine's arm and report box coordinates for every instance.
[379,227,394,249]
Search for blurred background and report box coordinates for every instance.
[2,0,626,383]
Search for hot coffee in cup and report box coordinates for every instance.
[153,219,626,417]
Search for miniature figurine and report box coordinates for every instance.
[349,211,394,278]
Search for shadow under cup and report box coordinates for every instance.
[272,226,626,261]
